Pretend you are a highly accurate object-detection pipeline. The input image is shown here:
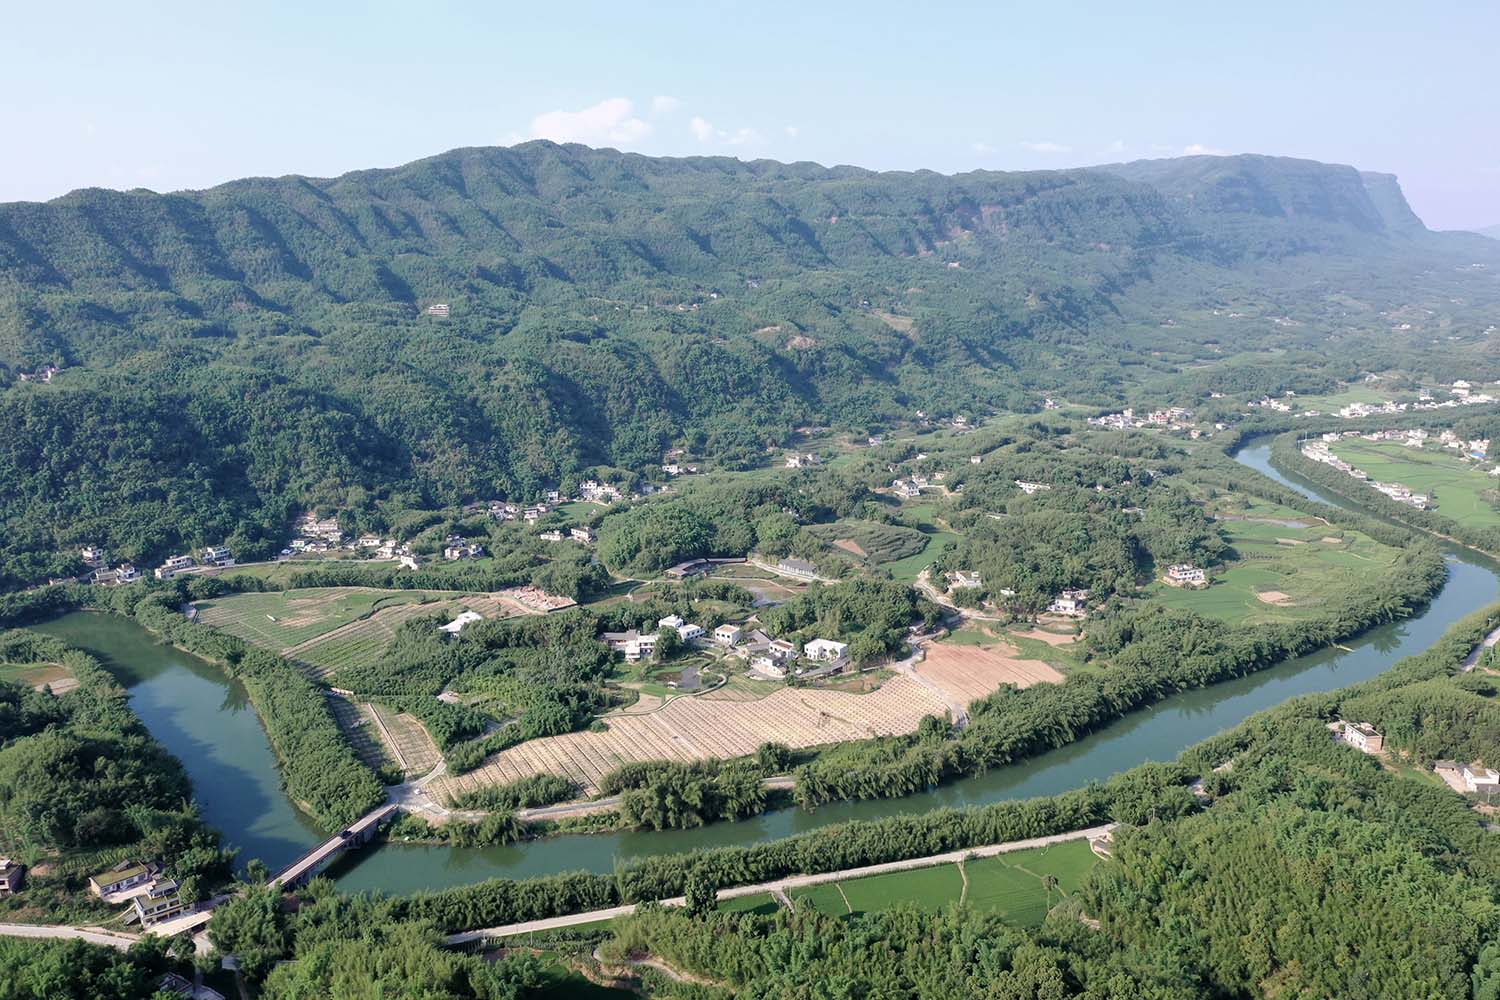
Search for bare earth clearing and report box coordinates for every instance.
[916,642,1064,703]
[832,538,868,558]
[1257,590,1293,606]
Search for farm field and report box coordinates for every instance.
[195,587,450,652]
[839,863,963,914]
[1330,438,1500,530]
[1150,518,1407,624]
[782,841,1098,926]
[805,521,930,564]
[326,694,398,773]
[369,703,443,777]
[1290,384,1413,412]
[916,639,1064,703]
[290,597,494,679]
[0,661,77,694]
[430,673,953,800]
[717,893,780,916]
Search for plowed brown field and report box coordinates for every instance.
[915,642,1063,704]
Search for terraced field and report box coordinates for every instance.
[289,600,462,679]
[430,673,952,800]
[370,702,443,777]
[326,694,398,773]
[806,521,930,564]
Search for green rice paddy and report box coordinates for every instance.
[1330,438,1500,530]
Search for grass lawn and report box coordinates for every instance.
[963,841,1098,927]
[788,883,850,916]
[838,864,964,914]
[1150,518,1406,624]
[718,893,781,915]
[1331,438,1500,531]
[195,587,444,651]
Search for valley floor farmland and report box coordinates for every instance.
[1330,438,1500,530]
[431,637,1065,801]
[194,587,444,651]
[1151,511,1408,624]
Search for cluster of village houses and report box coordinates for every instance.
[1302,428,1498,510]
[83,859,187,927]
[68,542,236,587]
[1088,406,1195,433]
[1337,721,1499,797]
[1251,380,1498,420]
[600,614,851,681]
[1,856,216,995]
[942,570,1097,617]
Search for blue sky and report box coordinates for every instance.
[3,1,1496,229]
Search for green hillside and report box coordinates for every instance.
[1,144,1498,585]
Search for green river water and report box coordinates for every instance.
[34,441,1500,895]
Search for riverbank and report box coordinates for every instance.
[12,440,1496,898]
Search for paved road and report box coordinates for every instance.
[445,822,1115,943]
[1462,624,1500,672]
[0,922,143,951]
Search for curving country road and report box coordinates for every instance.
[444,822,1115,943]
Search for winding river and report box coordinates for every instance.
[34,441,1500,895]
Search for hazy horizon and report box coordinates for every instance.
[3,1,1495,230]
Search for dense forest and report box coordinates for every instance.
[2,144,1499,585]
[0,630,233,911]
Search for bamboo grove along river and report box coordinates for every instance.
[32,439,1500,896]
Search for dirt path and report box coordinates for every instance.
[592,946,719,986]
[444,823,1116,943]
[957,858,969,906]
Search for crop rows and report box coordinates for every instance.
[370,703,443,777]
[326,694,397,773]
[431,674,951,800]
[916,642,1064,703]
[289,600,461,679]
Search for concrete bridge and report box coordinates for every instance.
[271,803,398,889]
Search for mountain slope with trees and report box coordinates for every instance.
[1,144,1498,585]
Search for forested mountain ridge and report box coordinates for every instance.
[1,143,1498,585]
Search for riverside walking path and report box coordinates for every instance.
[445,822,1116,943]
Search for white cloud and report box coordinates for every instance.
[529,98,652,145]
[1020,140,1072,154]
[651,95,681,115]
[785,125,799,138]
[1182,143,1229,156]
[690,116,761,146]
[972,141,996,155]
[1105,139,1127,154]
